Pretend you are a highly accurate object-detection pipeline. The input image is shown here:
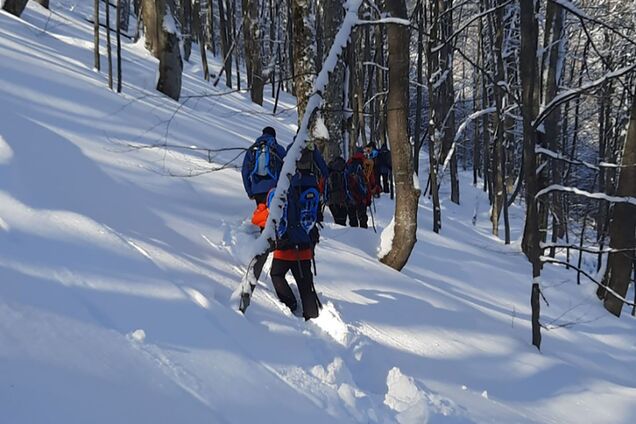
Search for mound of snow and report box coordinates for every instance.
[384,367,429,424]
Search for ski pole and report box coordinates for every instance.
[368,204,377,233]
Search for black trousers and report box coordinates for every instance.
[347,205,368,228]
[270,259,321,320]
[329,204,348,226]
[253,192,268,206]
[379,172,390,193]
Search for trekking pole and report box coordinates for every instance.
[368,204,377,233]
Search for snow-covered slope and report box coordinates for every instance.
[1,3,635,423]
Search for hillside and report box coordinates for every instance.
[1,2,635,423]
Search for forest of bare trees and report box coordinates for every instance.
[9,0,633,347]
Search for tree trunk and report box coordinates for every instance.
[544,4,566,247]
[318,0,345,162]
[141,0,160,57]
[519,0,542,350]
[413,4,424,175]
[193,0,210,80]
[94,0,101,71]
[230,0,240,90]
[182,0,193,62]
[243,0,264,105]
[603,95,636,317]
[153,0,183,100]
[291,0,316,123]
[2,0,29,16]
[217,0,233,87]
[106,0,113,90]
[207,0,217,56]
[488,5,506,237]
[380,0,420,271]
[116,0,123,93]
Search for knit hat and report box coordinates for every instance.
[262,126,276,137]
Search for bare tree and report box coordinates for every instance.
[291,0,316,122]
[94,0,100,71]
[106,0,114,90]
[318,0,345,162]
[116,0,123,93]
[602,94,636,317]
[519,0,542,350]
[243,0,264,104]
[379,0,421,271]
[141,0,183,99]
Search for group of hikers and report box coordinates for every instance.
[240,126,392,320]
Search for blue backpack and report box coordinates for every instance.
[248,135,283,181]
[268,173,320,249]
[345,160,368,205]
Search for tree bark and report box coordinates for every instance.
[106,0,114,90]
[116,0,123,93]
[193,0,210,80]
[544,4,566,248]
[603,95,636,317]
[379,0,420,271]
[217,0,233,87]
[243,0,264,105]
[318,0,345,162]
[2,0,29,16]
[519,0,542,350]
[141,0,160,57]
[291,0,316,123]
[147,0,183,100]
[94,0,101,71]
[182,0,193,62]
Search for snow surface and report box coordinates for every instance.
[1,2,636,424]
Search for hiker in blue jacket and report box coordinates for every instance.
[241,127,287,205]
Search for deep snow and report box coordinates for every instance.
[1,2,635,423]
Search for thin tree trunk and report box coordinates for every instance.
[319,0,345,162]
[116,0,123,93]
[413,4,424,175]
[94,0,101,71]
[217,0,233,87]
[603,95,636,317]
[519,0,542,350]
[243,0,264,104]
[106,0,114,90]
[194,0,210,80]
[231,0,240,90]
[183,0,192,62]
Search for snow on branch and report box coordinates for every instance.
[535,147,600,171]
[439,108,496,180]
[533,63,636,130]
[536,185,636,206]
[356,17,411,26]
[540,242,635,255]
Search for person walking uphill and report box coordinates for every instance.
[252,148,323,320]
[241,127,287,205]
[325,156,349,226]
[346,150,373,228]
